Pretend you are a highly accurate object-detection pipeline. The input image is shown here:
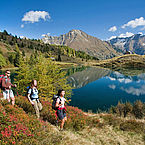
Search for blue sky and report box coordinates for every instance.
[0,0,145,40]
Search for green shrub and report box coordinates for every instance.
[15,95,35,114]
[109,105,117,114]
[116,102,124,117]
[100,114,122,127]
[120,120,144,134]
[65,106,87,131]
[123,102,133,117]
[132,100,144,119]
[41,101,56,124]
[87,117,102,128]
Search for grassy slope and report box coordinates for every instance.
[0,41,32,58]
[0,94,144,145]
[94,54,145,69]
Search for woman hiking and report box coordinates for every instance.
[27,80,42,119]
[55,89,67,131]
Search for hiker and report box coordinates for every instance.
[27,80,42,119]
[55,89,67,131]
[2,70,17,105]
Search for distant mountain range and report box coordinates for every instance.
[42,30,145,60]
[108,34,145,55]
[42,29,120,60]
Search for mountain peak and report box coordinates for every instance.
[70,29,82,32]
[69,29,85,35]
[42,29,119,59]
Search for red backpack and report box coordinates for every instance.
[0,75,4,89]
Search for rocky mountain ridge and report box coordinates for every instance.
[109,34,145,55]
[42,29,121,60]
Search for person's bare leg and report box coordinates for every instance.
[64,117,67,121]
[7,98,10,103]
[11,97,15,106]
[60,118,65,130]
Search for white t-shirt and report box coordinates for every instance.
[56,97,66,108]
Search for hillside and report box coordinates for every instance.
[95,54,145,69]
[42,29,121,60]
[0,30,97,68]
[0,95,144,145]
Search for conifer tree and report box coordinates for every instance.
[15,56,31,94]
[22,50,25,57]
[15,54,72,101]
[14,44,21,67]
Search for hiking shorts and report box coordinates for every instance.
[3,90,14,99]
[57,109,66,120]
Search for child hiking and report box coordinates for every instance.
[55,89,67,131]
[27,80,42,119]
[1,70,17,105]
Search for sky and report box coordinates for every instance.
[0,0,145,40]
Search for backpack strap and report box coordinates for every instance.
[58,96,62,104]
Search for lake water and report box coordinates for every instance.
[67,67,145,112]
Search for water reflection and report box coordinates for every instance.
[67,67,145,112]
[120,85,145,96]
[67,67,111,88]
[106,71,145,96]
[108,84,116,90]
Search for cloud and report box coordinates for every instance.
[108,77,116,81]
[118,32,134,38]
[122,17,145,29]
[109,85,116,90]
[108,26,117,32]
[22,10,51,23]
[21,24,24,28]
[121,85,145,96]
[118,78,132,84]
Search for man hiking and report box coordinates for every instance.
[55,89,67,131]
[27,80,42,119]
[2,70,17,105]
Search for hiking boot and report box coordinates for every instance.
[59,128,64,131]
